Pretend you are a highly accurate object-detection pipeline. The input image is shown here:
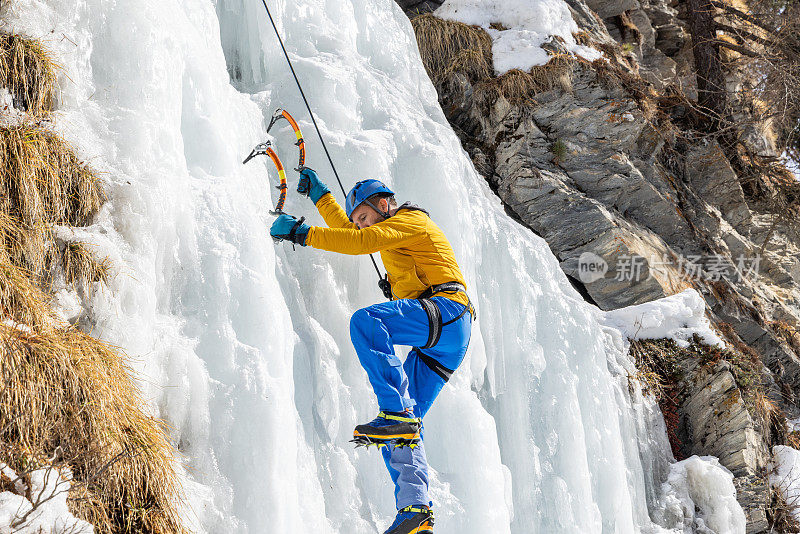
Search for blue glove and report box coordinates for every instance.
[297,167,330,204]
[270,214,310,246]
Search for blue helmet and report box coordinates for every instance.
[345,179,394,220]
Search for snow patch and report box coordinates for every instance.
[769,445,800,523]
[0,464,93,534]
[0,87,25,126]
[600,288,725,348]
[436,0,601,74]
[653,455,746,534]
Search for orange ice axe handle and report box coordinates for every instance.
[265,145,288,214]
[267,108,306,172]
[243,140,289,223]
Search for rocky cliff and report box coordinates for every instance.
[397,1,800,531]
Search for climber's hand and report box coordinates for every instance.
[297,167,330,204]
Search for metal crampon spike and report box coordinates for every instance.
[392,437,421,449]
[350,435,421,450]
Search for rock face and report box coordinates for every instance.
[399,1,800,532]
[677,359,770,532]
[395,0,443,15]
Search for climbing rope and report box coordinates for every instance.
[258,0,387,291]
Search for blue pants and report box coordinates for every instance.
[350,296,472,510]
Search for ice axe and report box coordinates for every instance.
[266,108,306,173]
[243,140,288,242]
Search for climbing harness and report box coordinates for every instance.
[243,141,288,217]
[257,0,389,298]
[267,108,306,172]
[413,281,476,382]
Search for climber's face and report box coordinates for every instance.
[352,197,390,229]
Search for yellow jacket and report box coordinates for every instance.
[305,193,469,307]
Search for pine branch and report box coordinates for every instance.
[714,22,774,49]
[709,0,778,35]
[714,38,776,59]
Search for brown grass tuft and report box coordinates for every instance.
[592,57,659,119]
[529,53,577,94]
[62,241,111,291]
[770,320,800,356]
[0,251,53,329]
[751,389,787,440]
[788,430,800,449]
[412,14,580,111]
[0,124,105,227]
[475,69,540,107]
[474,55,576,108]
[573,31,592,47]
[629,338,684,458]
[0,125,104,279]
[0,33,57,116]
[411,13,494,84]
[0,324,186,534]
[769,484,800,532]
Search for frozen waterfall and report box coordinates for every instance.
[4,0,743,532]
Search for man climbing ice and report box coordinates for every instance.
[269,168,474,534]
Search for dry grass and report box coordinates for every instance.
[0,124,104,279]
[529,54,576,93]
[475,69,540,106]
[592,57,659,119]
[751,389,788,439]
[769,484,800,532]
[631,366,666,400]
[628,338,684,458]
[0,33,187,534]
[473,56,575,108]
[0,124,105,227]
[0,324,186,534]
[62,241,110,291]
[412,13,578,106]
[411,13,494,84]
[771,320,800,355]
[0,33,57,116]
[573,31,592,47]
[0,252,53,329]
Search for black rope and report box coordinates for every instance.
[259,0,385,283]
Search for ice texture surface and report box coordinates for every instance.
[652,456,746,534]
[770,445,800,524]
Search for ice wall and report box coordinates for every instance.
[3,0,723,532]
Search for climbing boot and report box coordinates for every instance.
[383,505,434,534]
[351,411,421,448]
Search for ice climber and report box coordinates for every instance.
[269,168,474,534]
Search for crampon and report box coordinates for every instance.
[350,435,420,449]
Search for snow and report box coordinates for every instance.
[770,445,800,523]
[0,88,24,126]
[2,0,743,532]
[788,417,800,432]
[1,319,33,333]
[0,465,94,534]
[784,152,800,181]
[436,0,602,74]
[600,289,726,348]
[652,456,746,534]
